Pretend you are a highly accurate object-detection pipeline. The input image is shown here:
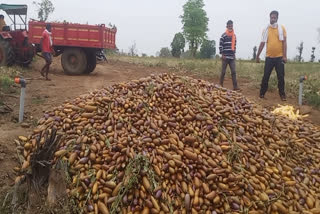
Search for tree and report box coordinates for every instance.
[159,47,171,57]
[180,0,209,58]
[318,28,320,43]
[128,42,137,56]
[252,46,257,60]
[33,0,55,21]
[295,41,304,62]
[180,50,193,59]
[171,33,185,58]
[199,39,215,59]
[310,47,316,62]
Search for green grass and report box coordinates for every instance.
[111,56,320,108]
[0,192,11,214]
[0,76,14,93]
[306,91,320,108]
[0,66,25,94]
[31,96,46,105]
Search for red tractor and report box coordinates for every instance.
[0,4,34,66]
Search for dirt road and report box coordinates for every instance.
[1,57,319,196]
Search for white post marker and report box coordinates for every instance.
[14,77,26,123]
[298,76,307,106]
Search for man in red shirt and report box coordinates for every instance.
[40,23,53,80]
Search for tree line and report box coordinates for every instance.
[155,0,320,62]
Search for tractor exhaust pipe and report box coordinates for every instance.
[14,77,26,123]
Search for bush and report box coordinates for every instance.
[0,75,14,93]
[305,92,320,107]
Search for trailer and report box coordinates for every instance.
[28,21,117,75]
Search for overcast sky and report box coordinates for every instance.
[2,0,320,60]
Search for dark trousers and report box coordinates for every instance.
[220,58,238,89]
[260,57,285,97]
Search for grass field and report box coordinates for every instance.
[0,66,24,95]
[1,57,319,108]
[111,56,320,108]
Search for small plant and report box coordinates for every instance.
[0,76,14,93]
[305,92,320,107]
[31,96,46,104]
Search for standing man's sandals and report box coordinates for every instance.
[281,95,287,101]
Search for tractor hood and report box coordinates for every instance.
[0,4,27,15]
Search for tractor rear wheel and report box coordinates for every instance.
[21,43,35,67]
[85,51,97,73]
[0,39,15,66]
[61,48,87,75]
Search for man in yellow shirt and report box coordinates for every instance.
[256,10,287,101]
[0,15,6,31]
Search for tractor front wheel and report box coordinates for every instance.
[61,48,87,75]
[0,39,15,66]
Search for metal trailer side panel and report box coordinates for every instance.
[28,21,116,49]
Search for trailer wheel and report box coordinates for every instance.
[85,51,97,73]
[0,39,15,66]
[61,48,87,75]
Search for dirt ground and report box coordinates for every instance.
[1,57,319,203]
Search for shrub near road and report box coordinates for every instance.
[0,66,24,100]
